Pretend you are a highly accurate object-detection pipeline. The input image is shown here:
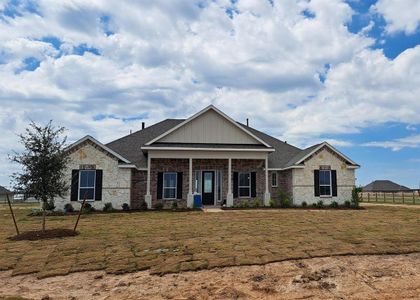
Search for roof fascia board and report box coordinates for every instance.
[144,105,272,148]
[267,166,305,171]
[65,135,131,164]
[141,146,274,152]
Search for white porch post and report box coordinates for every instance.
[264,157,271,206]
[145,155,152,208]
[226,158,233,207]
[187,158,194,208]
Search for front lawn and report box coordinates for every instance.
[0,204,419,278]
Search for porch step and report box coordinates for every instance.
[202,207,224,213]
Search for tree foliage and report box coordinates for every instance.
[10,121,69,229]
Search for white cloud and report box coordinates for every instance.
[0,0,419,186]
[373,0,420,35]
[363,134,420,151]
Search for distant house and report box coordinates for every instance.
[362,180,411,192]
[0,186,12,202]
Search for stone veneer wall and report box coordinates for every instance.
[149,158,267,207]
[292,147,355,205]
[55,140,131,211]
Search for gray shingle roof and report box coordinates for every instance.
[106,118,330,169]
[106,119,184,168]
[362,180,411,192]
[236,123,302,168]
[284,143,321,167]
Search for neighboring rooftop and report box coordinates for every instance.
[0,186,11,195]
[362,180,411,192]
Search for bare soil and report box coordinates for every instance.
[1,253,419,300]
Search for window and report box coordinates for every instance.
[79,170,96,200]
[163,172,177,199]
[319,170,331,196]
[271,172,278,187]
[238,172,251,197]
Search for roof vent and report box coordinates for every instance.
[142,122,145,130]
[246,118,249,127]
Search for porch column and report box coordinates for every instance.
[145,155,152,208]
[187,158,194,208]
[226,158,233,207]
[264,157,271,206]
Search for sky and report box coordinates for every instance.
[0,0,419,189]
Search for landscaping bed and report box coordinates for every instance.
[9,229,78,241]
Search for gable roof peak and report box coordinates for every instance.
[144,105,272,148]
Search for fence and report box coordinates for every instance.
[360,190,420,205]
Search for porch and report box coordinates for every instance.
[144,155,271,208]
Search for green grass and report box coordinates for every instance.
[0,203,419,278]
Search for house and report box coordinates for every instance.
[362,180,411,192]
[55,105,359,210]
[0,186,12,203]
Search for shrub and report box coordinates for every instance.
[269,199,276,207]
[351,186,361,208]
[82,203,95,213]
[242,201,249,208]
[301,201,307,208]
[44,199,55,211]
[172,201,178,210]
[139,201,148,211]
[280,198,290,208]
[154,202,164,210]
[330,201,339,208]
[344,200,351,208]
[312,203,317,208]
[278,189,291,208]
[316,200,324,208]
[253,199,261,208]
[64,203,74,213]
[103,202,114,212]
[122,203,130,211]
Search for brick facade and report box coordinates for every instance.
[270,169,293,201]
[141,158,268,208]
[130,169,147,209]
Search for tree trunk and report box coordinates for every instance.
[42,199,47,232]
[42,208,46,232]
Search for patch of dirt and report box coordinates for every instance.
[0,253,419,299]
[9,229,78,241]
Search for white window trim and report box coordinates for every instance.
[238,172,251,198]
[271,172,278,187]
[78,170,96,201]
[163,172,177,200]
[319,170,332,197]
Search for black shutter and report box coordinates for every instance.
[177,172,183,199]
[251,172,256,197]
[331,170,337,197]
[157,172,163,200]
[71,170,79,201]
[95,170,103,201]
[233,172,238,198]
[314,170,320,197]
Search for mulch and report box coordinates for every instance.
[9,229,79,241]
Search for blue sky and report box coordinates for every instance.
[0,0,419,189]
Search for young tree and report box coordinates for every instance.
[10,121,69,231]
